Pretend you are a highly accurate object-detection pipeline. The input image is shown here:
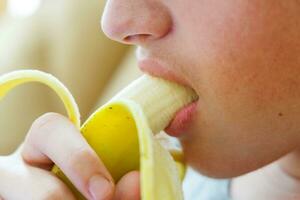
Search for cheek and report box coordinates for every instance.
[176,1,300,177]
[180,0,300,115]
[184,52,300,178]
[182,71,300,178]
[210,66,289,115]
[178,0,300,85]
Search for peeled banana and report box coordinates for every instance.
[0,70,198,200]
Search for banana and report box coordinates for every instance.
[111,75,198,134]
[0,70,198,200]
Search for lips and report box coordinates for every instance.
[138,59,190,87]
[137,54,198,137]
[165,101,198,137]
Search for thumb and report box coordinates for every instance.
[114,171,140,200]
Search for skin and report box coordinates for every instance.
[1,0,300,199]
[0,113,140,200]
[102,0,300,199]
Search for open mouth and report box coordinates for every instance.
[137,55,199,137]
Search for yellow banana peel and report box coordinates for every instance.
[0,70,198,200]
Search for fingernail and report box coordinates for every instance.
[89,174,113,200]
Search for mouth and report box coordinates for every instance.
[137,59,191,87]
[137,51,199,137]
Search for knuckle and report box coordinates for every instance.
[27,112,66,141]
[68,147,99,168]
[32,112,65,130]
[66,147,102,182]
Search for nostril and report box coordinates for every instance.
[123,34,152,43]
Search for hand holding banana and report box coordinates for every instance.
[0,70,198,199]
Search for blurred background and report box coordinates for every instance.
[0,0,141,155]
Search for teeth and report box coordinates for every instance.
[111,75,198,134]
[0,70,198,200]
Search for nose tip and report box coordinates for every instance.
[101,1,172,45]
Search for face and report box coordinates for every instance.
[101,0,300,178]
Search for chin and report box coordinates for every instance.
[188,161,253,179]
[183,149,263,179]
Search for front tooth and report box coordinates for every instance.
[111,75,198,134]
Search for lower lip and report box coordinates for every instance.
[164,101,198,137]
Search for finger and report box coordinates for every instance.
[0,157,76,200]
[21,112,115,200]
[114,171,140,200]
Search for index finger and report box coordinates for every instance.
[21,113,115,200]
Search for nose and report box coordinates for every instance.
[101,0,172,45]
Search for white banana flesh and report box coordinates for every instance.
[112,75,198,134]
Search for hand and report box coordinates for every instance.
[0,113,140,200]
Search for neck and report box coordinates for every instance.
[278,148,300,180]
[231,149,300,200]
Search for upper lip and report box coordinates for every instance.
[136,48,191,88]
